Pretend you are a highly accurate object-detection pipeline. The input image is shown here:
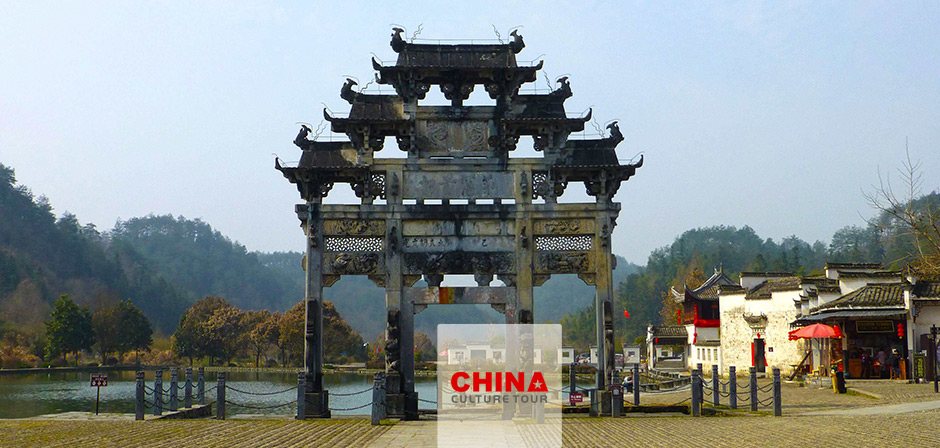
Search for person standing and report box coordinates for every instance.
[888,349,901,379]
[876,348,888,378]
[860,350,872,379]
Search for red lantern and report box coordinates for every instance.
[897,323,904,339]
[624,310,630,318]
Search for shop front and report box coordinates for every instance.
[799,310,908,379]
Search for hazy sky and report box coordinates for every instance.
[2,2,938,265]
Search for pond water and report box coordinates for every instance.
[0,370,438,418]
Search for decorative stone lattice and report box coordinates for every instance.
[324,236,384,252]
[535,235,592,251]
[532,172,549,200]
[371,173,387,199]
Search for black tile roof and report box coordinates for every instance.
[686,270,737,300]
[913,281,940,299]
[825,262,883,270]
[745,276,803,300]
[812,283,907,312]
[837,270,902,279]
[650,326,688,338]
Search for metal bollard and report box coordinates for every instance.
[216,372,226,420]
[633,363,640,406]
[750,367,758,412]
[729,366,737,410]
[184,367,193,408]
[712,364,720,407]
[589,389,597,417]
[611,370,622,418]
[691,369,701,417]
[569,362,576,397]
[135,371,145,421]
[153,370,163,416]
[297,372,307,420]
[197,367,205,405]
[773,368,782,417]
[371,372,385,425]
[169,368,178,412]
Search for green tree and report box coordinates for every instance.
[279,301,305,367]
[120,299,153,364]
[92,305,121,364]
[44,295,95,365]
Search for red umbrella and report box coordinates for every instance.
[788,323,842,340]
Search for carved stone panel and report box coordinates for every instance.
[323,220,386,236]
[402,252,515,275]
[533,219,595,235]
[402,236,514,253]
[402,171,514,199]
[535,251,593,274]
[323,252,384,275]
[414,120,490,153]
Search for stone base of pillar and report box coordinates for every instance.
[304,391,331,418]
[598,391,612,416]
[385,393,404,417]
[404,392,419,421]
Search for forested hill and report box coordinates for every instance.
[111,215,304,312]
[0,164,192,334]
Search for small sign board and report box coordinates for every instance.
[90,374,108,387]
[569,392,583,403]
[856,321,893,333]
[913,354,926,380]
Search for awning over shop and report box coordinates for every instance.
[792,309,906,326]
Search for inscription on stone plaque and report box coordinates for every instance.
[402,220,511,236]
[403,172,513,199]
[403,236,514,252]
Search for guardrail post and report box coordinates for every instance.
[729,366,737,409]
[633,363,640,406]
[712,364,720,407]
[197,367,205,405]
[750,367,758,412]
[371,371,385,425]
[691,368,701,417]
[135,371,145,420]
[184,367,193,408]
[773,368,782,417]
[153,370,163,416]
[169,368,179,411]
[297,371,307,420]
[216,372,226,420]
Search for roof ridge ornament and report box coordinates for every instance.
[509,29,525,54]
[391,27,406,53]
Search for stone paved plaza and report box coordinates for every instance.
[2,380,938,447]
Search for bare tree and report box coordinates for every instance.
[864,145,940,277]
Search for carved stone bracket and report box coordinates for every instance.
[497,274,516,287]
[577,273,596,286]
[323,275,341,287]
[368,274,387,288]
[403,275,421,287]
[533,274,551,287]
[324,219,385,236]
